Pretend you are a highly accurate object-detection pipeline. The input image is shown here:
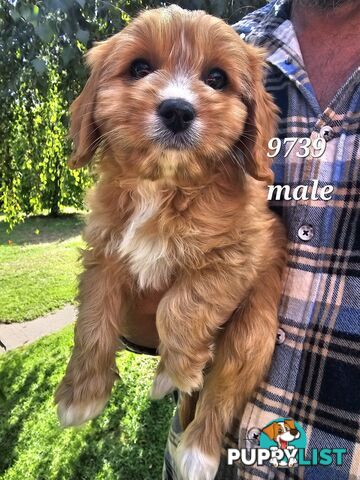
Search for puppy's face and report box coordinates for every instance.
[70,6,277,183]
[262,420,300,444]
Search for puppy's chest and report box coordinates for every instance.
[118,194,174,291]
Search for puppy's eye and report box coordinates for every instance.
[130,59,153,79]
[204,68,227,90]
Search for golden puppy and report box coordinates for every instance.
[55,5,287,479]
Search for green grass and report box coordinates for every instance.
[0,214,175,478]
[0,214,85,323]
[0,326,175,480]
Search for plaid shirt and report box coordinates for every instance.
[163,1,360,479]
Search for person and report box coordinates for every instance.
[122,0,360,478]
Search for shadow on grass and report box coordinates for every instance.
[0,331,175,480]
[0,355,57,474]
[0,213,85,246]
[58,396,173,480]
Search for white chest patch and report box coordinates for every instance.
[118,187,173,290]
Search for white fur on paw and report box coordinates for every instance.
[57,397,108,427]
[176,444,219,480]
[150,371,175,400]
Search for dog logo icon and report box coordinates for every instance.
[259,417,306,468]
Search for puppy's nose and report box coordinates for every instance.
[290,429,298,436]
[158,99,195,133]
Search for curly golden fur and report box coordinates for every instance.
[55,6,287,479]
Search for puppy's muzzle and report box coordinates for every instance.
[158,98,196,133]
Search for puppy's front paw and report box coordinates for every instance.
[176,442,219,480]
[162,360,204,395]
[150,370,175,400]
[159,347,207,395]
[57,396,108,427]
[55,374,113,427]
[173,370,204,395]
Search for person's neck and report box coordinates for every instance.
[290,1,360,111]
[291,1,360,38]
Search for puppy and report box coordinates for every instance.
[262,419,300,467]
[55,5,287,479]
[262,419,301,450]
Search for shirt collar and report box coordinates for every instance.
[233,0,292,46]
[272,19,302,62]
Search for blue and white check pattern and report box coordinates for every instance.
[163,1,360,479]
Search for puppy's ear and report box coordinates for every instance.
[238,46,279,184]
[262,422,277,440]
[68,41,109,169]
[285,419,296,430]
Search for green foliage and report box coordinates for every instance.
[0,326,175,479]
[0,213,84,322]
[0,0,143,228]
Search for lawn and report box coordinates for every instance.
[0,214,85,323]
[0,325,175,480]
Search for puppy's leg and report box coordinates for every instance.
[179,392,199,430]
[176,272,280,480]
[55,253,124,427]
[150,359,176,400]
[153,271,246,398]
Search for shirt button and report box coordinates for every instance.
[319,125,333,141]
[276,328,286,345]
[298,224,314,241]
[285,56,292,65]
[247,427,261,445]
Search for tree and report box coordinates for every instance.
[0,0,142,228]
